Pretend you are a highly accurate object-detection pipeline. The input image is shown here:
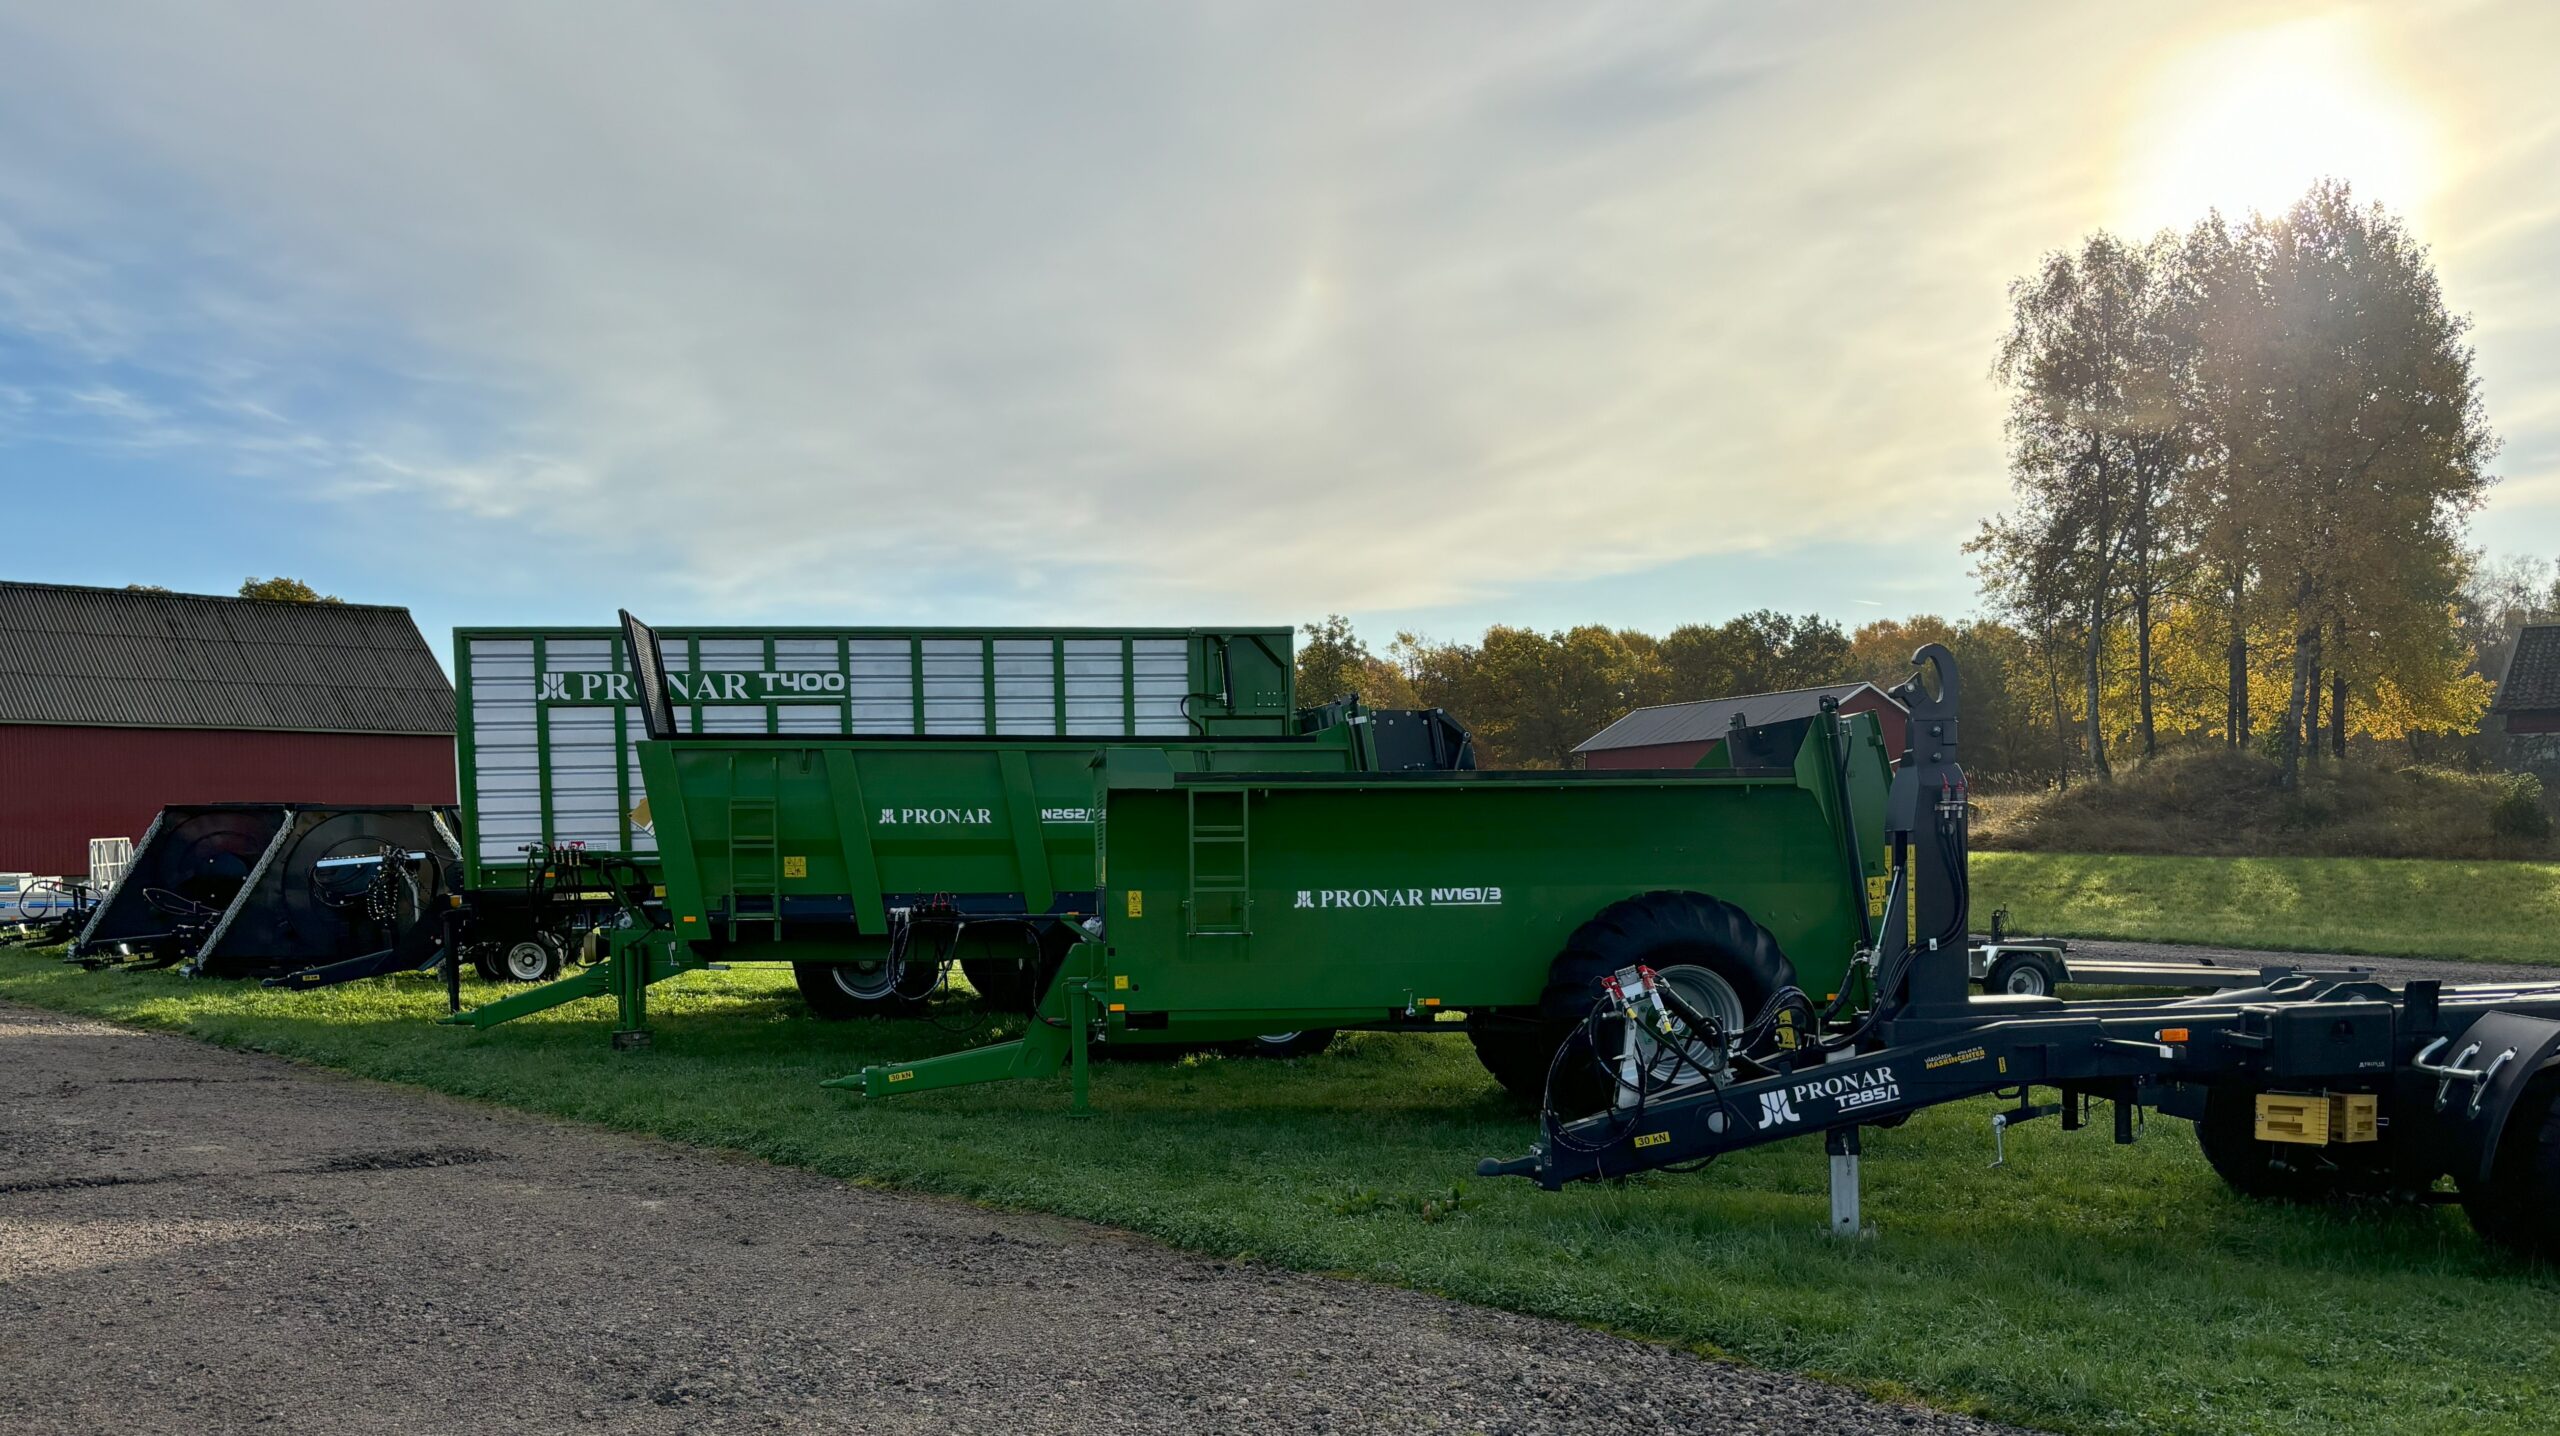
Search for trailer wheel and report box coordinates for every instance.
[2461,1071,2560,1261]
[1986,950,2060,997]
[960,957,1034,1009]
[2194,1084,2352,1202]
[793,958,927,1019]
[1229,1030,1339,1059]
[1496,890,1798,1114]
[493,934,565,983]
[961,924,1077,1011]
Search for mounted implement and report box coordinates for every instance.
[71,803,460,984]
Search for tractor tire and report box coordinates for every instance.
[1986,950,2060,997]
[793,958,928,1020]
[1227,1030,1339,1059]
[2461,1071,2560,1261]
[1488,890,1797,1116]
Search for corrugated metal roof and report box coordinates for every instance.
[1574,681,1900,753]
[2494,624,2560,713]
[0,581,453,734]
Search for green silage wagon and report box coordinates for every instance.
[444,614,1472,1036]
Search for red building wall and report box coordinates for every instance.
[1582,691,1910,771]
[0,725,456,875]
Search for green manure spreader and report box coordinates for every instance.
[833,718,1894,1103]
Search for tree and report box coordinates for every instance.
[1657,610,1850,699]
[2203,182,2495,786]
[1986,230,2191,778]
[1296,615,1366,706]
[239,576,342,603]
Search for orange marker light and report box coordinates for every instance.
[2157,1027,2189,1043]
[682,915,698,924]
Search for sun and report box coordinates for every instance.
[2118,16,2432,233]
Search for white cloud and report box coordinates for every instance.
[1,1,2556,625]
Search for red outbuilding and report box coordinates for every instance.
[1573,681,1910,770]
[0,581,455,877]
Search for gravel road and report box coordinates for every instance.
[2056,937,2555,988]
[0,1001,2024,1435]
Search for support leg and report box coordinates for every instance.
[1068,979,1093,1115]
[1827,1126,1867,1238]
[611,935,655,1051]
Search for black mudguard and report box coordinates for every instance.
[2418,1011,2560,1186]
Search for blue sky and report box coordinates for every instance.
[3,2,2556,670]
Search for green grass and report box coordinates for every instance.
[1974,852,2560,966]
[4,952,2556,1435]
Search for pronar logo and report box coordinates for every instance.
[1756,1090,1799,1128]
[1781,1064,1902,1117]
[1291,886,1504,910]
[531,669,851,704]
[875,807,993,827]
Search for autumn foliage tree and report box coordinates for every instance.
[1976,181,2495,785]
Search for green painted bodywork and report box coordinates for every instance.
[834,710,1894,1099]
[451,625,1301,893]
[641,722,1414,946]
[442,704,1449,1035]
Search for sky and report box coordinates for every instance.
[2,1,2556,669]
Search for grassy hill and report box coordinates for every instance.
[1973,747,2552,862]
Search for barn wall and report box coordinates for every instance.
[1840,691,1911,758]
[1580,739,1717,770]
[0,725,456,875]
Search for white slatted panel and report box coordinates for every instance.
[1132,637,1190,735]
[467,639,541,863]
[993,639,1056,735]
[921,638,985,734]
[623,707,657,854]
[1064,639,1124,733]
[850,639,913,734]
[548,705,623,847]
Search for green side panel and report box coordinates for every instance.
[1089,716,1891,1028]
[819,749,889,930]
[633,719,1378,944]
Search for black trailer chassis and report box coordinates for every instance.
[1483,647,2560,1258]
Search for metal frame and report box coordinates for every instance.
[1479,645,2560,1241]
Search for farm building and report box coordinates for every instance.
[1574,680,1908,770]
[0,581,456,875]
[2491,622,2560,780]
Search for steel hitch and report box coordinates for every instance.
[1988,1093,2063,1168]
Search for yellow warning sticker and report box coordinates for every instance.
[886,1069,915,1084]
[782,855,807,879]
[1113,975,1129,990]
[1634,1131,1670,1149]
[1126,890,1144,918]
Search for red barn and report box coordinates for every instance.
[1574,681,1910,770]
[0,581,455,877]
